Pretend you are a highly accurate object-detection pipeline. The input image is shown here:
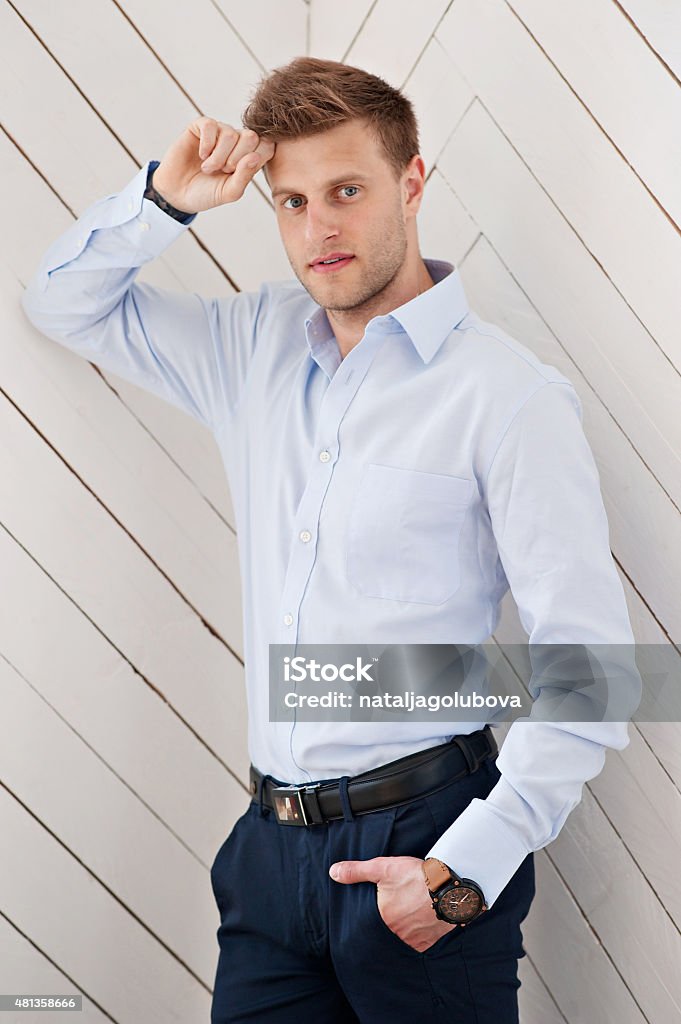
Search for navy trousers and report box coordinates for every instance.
[210,756,535,1023]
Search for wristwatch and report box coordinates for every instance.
[143,161,195,223]
[422,857,488,926]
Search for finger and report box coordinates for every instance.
[250,137,275,167]
[201,123,241,173]
[328,858,390,885]
[218,150,265,202]
[199,121,219,161]
[255,137,276,164]
[190,117,219,161]
[222,128,262,173]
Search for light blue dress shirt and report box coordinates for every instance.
[21,160,641,908]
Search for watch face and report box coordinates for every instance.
[439,885,483,922]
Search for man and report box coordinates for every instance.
[22,56,640,1024]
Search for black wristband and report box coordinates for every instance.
[143,161,195,223]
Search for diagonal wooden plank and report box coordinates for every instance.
[617,0,681,81]
[112,0,260,118]
[6,0,290,290]
[309,0,376,63]
[0,787,212,1022]
[403,37,474,175]
[0,389,250,787]
[0,385,250,774]
[636,722,681,792]
[508,0,681,228]
[589,725,681,928]
[518,954,568,1024]
[0,915,110,1023]
[344,0,452,86]
[0,658,233,982]
[0,524,248,864]
[419,168,480,266]
[524,851,648,1023]
[436,101,681,564]
[214,0,308,69]
[436,0,681,371]
[551,785,681,1022]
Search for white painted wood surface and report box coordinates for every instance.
[3,1,678,1020]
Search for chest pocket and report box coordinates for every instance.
[345,463,474,605]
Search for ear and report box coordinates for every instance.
[402,154,427,216]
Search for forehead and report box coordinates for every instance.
[266,119,389,193]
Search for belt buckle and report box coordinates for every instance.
[271,784,320,826]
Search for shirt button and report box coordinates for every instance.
[299,530,312,543]
[139,221,150,231]
[128,200,135,211]
[283,613,294,626]
[319,450,331,463]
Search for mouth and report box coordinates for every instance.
[310,254,355,274]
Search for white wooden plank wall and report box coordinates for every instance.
[2,1,678,1021]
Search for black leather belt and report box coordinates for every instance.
[248,725,498,826]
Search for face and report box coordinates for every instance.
[266,119,422,314]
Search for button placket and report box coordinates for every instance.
[278,333,386,647]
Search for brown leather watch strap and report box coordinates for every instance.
[422,857,453,894]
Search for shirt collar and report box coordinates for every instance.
[303,258,469,366]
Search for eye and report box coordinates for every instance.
[281,185,362,210]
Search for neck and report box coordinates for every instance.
[328,258,435,360]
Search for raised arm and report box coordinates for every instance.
[20,118,275,433]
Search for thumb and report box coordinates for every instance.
[329,857,389,885]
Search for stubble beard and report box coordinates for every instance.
[289,214,408,316]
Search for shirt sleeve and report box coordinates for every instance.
[20,159,266,434]
[424,380,642,908]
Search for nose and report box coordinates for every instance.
[304,199,340,249]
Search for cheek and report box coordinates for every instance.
[275,219,299,256]
[277,213,303,236]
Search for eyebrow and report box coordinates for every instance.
[271,173,371,199]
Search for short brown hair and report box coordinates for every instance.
[241,56,420,180]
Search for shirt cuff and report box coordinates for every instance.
[424,793,531,909]
[133,159,197,243]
